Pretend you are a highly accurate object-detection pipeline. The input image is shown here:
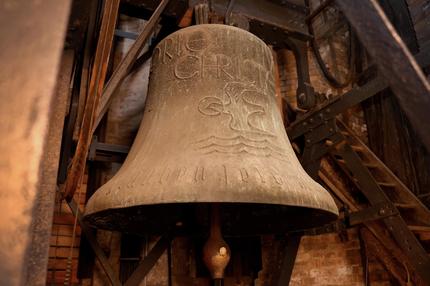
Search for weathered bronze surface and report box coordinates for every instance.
[84,24,338,235]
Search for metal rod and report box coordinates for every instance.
[305,0,334,22]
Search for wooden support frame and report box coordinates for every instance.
[63,0,169,200]
[60,2,171,282]
[334,140,430,284]
[67,197,172,286]
[67,199,122,286]
[275,235,302,286]
[124,235,172,286]
[335,0,430,150]
[63,0,120,201]
[93,0,171,132]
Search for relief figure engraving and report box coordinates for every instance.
[199,82,274,136]
[194,82,288,160]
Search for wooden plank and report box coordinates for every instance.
[124,235,171,286]
[360,228,409,285]
[63,0,120,201]
[67,199,122,286]
[337,120,430,226]
[336,0,430,150]
[93,0,171,132]
[336,142,430,283]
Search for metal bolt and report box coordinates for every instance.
[298,92,306,103]
[306,139,311,144]
[379,208,386,215]
[309,118,314,123]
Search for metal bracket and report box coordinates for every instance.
[301,119,339,178]
[348,202,398,226]
[88,136,130,163]
[288,76,387,140]
[285,38,316,109]
[297,203,398,236]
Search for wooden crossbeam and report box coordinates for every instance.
[93,0,171,133]
[336,0,430,150]
[67,200,121,286]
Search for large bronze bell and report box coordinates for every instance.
[84,24,338,237]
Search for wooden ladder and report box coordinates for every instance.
[327,119,430,282]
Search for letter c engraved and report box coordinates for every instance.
[174,55,200,79]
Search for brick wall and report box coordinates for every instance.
[290,229,364,286]
[47,175,87,285]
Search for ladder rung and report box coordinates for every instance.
[408,225,430,233]
[351,145,364,152]
[363,162,378,168]
[394,203,415,209]
[340,130,349,136]
[335,157,378,170]
[377,181,396,188]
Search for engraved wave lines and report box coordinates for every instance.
[192,135,288,160]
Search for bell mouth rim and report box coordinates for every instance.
[83,202,339,236]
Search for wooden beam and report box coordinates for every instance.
[93,0,171,133]
[336,0,430,150]
[360,228,409,286]
[124,235,171,286]
[67,200,122,286]
[276,235,302,286]
[63,0,120,201]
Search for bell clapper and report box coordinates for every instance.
[202,203,231,284]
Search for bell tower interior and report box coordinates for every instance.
[1,0,430,285]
